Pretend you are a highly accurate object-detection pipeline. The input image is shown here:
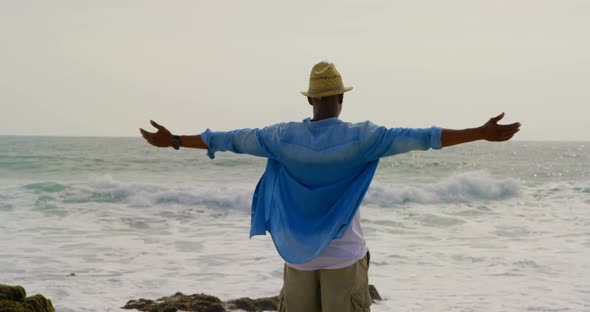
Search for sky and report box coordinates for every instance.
[0,0,589,141]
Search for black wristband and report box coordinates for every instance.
[171,135,181,150]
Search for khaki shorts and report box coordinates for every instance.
[277,252,372,312]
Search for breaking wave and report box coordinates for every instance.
[365,171,521,207]
[20,171,520,212]
[21,176,252,212]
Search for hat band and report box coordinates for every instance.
[306,85,346,96]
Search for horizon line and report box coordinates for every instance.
[0,134,588,143]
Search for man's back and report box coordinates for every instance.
[202,117,443,264]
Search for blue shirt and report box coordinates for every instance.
[201,117,443,264]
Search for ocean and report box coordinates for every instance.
[0,136,589,312]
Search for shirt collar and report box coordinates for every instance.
[303,117,342,126]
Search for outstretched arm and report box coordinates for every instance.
[441,113,521,147]
[140,120,207,149]
[140,121,274,159]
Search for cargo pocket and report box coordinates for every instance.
[351,289,372,312]
[277,288,287,312]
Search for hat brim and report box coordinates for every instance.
[300,86,353,99]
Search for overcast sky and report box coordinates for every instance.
[1,0,588,140]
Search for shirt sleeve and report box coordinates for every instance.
[362,125,443,161]
[200,127,276,159]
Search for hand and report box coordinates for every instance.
[140,120,173,147]
[481,113,521,142]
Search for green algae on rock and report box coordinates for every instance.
[226,296,279,312]
[0,285,26,302]
[0,285,55,312]
[23,295,56,312]
[123,285,381,311]
[123,292,225,312]
[0,301,27,312]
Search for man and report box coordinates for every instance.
[140,61,521,312]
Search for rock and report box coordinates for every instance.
[121,298,157,311]
[251,296,279,311]
[226,297,256,311]
[24,295,57,312]
[0,285,55,312]
[124,285,381,311]
[123,293,225,312]
[369,284,382,302]
[226,296,279,312]
[0,285,26,302]
[0,301,27,312]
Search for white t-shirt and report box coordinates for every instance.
[286,211,367,271]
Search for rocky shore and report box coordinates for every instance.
[0,283,380,311]
[122,285,381,312]
[0,285,55,312]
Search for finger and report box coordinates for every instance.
[139,128,153,141]
[506,122,520,128]
[500,126,520,135]
[501,122,520,130]
[140,128,152,136]
[150,120,164,130]
[490,112,505,123]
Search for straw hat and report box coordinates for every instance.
[301,61,353,98]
